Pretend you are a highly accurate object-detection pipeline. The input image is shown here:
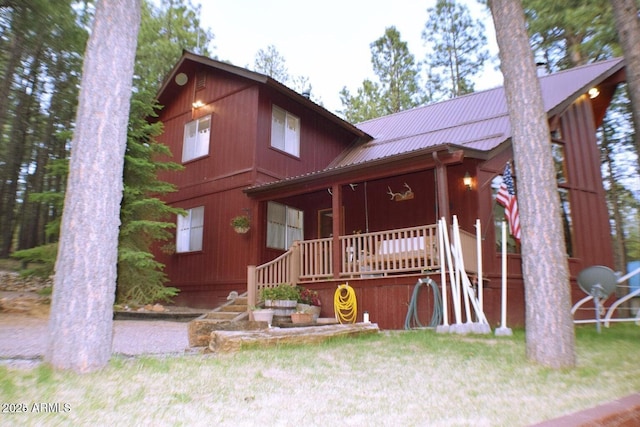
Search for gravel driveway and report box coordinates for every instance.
[0,313,193,366]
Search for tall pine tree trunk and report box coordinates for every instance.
[45,0,141,373]
[489,0,576,368]
[610,0,640,171]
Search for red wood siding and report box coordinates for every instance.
[560,96,614,269]
[154,62,361,308]
[253,88,358,183]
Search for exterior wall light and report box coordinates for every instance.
[463,172,472,191]
[588,87,600,99]
[192,100,205,108]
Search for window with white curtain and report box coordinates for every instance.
[182,115,211,162]
[176,206,204,253]
[266,202,303,250]
[270,105,300,157]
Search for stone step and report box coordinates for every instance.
[206,311,241,320]
[219,304,248,312]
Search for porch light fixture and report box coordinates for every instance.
[588,87,600,99]
[192,100,205,109]
[463,172,472,191]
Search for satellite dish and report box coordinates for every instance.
[577,265,618,299]
[577,265,618,333]
[175,72,188,86]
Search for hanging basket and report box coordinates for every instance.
[234,226,250,234]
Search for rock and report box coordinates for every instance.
[208,323,380,353]
[188,319,266,347]
[151,304,165,312]
[0,271,52,293]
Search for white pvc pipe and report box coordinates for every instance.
[453,216,473,323]
[476,219,483,312]
[441,217,462,324]
[438,220,449,326]
[500,221,508,328]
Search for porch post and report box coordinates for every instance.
[247,265,256,312]
[331,183,342,279]
[433,151,450,221]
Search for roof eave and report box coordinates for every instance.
[156,50,371,140]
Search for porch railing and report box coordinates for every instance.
[248,224,477,307]
[339,225,440,277]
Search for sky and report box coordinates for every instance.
[195,0,503,115]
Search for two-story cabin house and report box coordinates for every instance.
[154,51,624,329]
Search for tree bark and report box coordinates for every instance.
[489,0,576,368]
[45,0,141,373]
[610,0,640,171]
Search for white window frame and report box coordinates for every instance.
[176,206,204,253]
[182,115,211,162]
[266,202,303,250]
[270,105,300,157]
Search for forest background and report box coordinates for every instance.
[0,0,637,305]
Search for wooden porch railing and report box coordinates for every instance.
[339,225,440,277]
[247,224,477,307]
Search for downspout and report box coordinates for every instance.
[433,151,451,221]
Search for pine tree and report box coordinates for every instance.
[340,26,422,122]
[489,0,576,368]
[422,0,490,100]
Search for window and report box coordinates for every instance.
[551,141,567,183]
[559,188,573,257]
[176,206,204,253]
[270,105,300,157]
[182,115,211,162]
[267,202,303,250]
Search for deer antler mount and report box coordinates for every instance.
[387,183,414,202]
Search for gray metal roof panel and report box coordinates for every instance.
[337,58,624,168]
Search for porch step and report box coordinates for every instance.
[219,304,248,312]
[205,311,242,320]
[187,291,251,346]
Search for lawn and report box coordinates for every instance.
[1,324,639,426]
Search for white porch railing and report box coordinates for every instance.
[339,225,440,277]
[247,224,477,307]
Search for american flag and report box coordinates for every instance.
[496,163,521,242]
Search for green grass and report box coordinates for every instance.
[1,324,640,426]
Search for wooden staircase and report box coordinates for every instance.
[187,293,251,346]
[203,294,249,322]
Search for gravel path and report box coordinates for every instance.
[0,313,194,367]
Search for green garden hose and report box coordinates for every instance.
[404,277,443,330]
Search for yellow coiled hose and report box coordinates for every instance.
[334,283,357,324]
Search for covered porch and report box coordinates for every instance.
[247,223,478,310]
[244,147,485,327]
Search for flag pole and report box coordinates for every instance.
[496,220,512,336]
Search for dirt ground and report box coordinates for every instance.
[0,272,200,368]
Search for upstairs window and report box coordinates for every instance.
[176,206,204,253]
[266,202,303,250]
[270,105,300,157]
[182,115,211,162]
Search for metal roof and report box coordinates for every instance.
[335,57,625,168]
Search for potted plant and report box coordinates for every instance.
[230,215,250,233]
[297,286,322,321]
[261,283,300,317]
[290,309,314,324]
[251,307,275,326]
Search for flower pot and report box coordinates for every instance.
[266,299,297,317]
[234,226,249,234]
[252,309,274,325]
[297,303,321,321]
[291,312,313,324]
